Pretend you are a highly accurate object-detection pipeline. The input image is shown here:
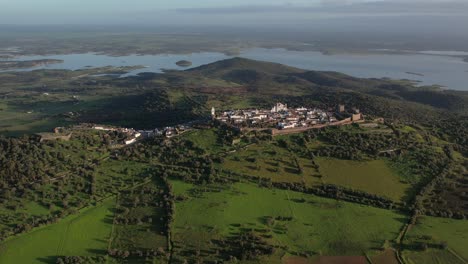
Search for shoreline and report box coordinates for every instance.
[0,59,64,70]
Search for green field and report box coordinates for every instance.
[316,158,410,202]
[0,198,115,264]
[403,216,468,263]
[171,180,405,262]
[221,143,322,187]
[183,128,223,154]
[404,250,465,264]
[94,160,150,195]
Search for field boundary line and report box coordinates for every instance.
[285,190,296,219]
[395,250,408,264]
[448,248,468,264]
[107,195,120,252]
[105,179,152,252]
[56,214,74,256]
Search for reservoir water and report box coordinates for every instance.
[3,48,468,91]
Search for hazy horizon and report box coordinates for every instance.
[1,0,467,25]
[1,0,468,52]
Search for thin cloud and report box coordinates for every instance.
[174,1,468,15]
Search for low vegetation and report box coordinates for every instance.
[171,181,405,263]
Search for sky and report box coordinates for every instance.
[0,0,368,12]
[0,0,466,24]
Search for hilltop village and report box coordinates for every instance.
[36,103,368,145]
[36,123,193,146]
[213,103,363,130]
[91,123,193,145]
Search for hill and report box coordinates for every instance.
[185,57,468,113]
[186,57,305,77]
[0,57,466,153]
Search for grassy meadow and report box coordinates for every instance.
[404,250,465,264]
[170,180,406,263]
[403,216,468,263]
[219,136,410,202]
[0,198,115,264]
[315,158,411,202]
[183,128,224,154]
[221,143,322,187]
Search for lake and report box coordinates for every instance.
[2,48,468,91]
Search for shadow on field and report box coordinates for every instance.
[37,256,57,264]
[94,238,108,244]
[394,217,408,224]
[108,207,119,214]
[87,248,107,255]
[291,198,307,203]
[101,216,114,225]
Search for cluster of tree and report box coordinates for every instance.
[56,256,106,264]
[393,147,450,185]
[312,184,396,209]
[155,164,220,185]
[0,130,114,196]
[113,216,154,225]
[215,231,275,261]
[107,247,167,259]
[112,177,173,238]
[403,147,467,220]
[313,145,365,160]
[0,136,67,189]
[0,213,63,241]
[119,137,213,179]
[429,116,468,155]
[224,170,397,210]
[0,129,133,241]
[245,130,273,143]
[407,240,449,252]
[160,172,176,238]
[73,130,123,147]
[304,126,421,160]
[273,216,293,222]
[424,209,466,220]
[412,160,468,219]
[214,121,242,145]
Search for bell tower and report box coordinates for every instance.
[211,107,216,118]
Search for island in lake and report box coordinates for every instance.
[0,59,64,70]
[175,60,192,67]
[405,71,425,77]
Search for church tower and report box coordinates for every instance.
[211,107,216,118]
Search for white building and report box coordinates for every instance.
[253,114,268,120]
[93,126,115,131]
[296,107,308,112]
[271,103,288,113]
[125,138,137,145]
